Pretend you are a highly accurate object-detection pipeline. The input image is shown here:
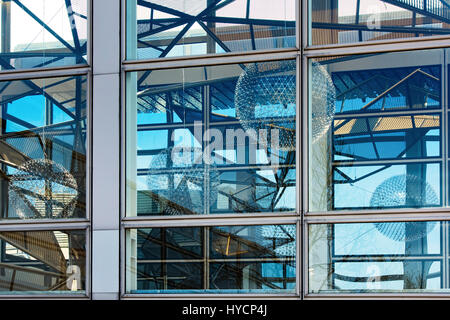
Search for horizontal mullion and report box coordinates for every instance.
[331,256,443,262]
[137,164,295,174]
[333,109,443,119]
[304,36,450,58]
[332,158,443,166]
[304,210,450,224]
[0,219,90,231]
[123,215,299,229]
[0,65,90,81]
[138,258,295,263]
[122,49,299,71]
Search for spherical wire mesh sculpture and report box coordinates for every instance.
[370,174,439,242]
[147,146,219,215]
[234,60,335,150]
[310,61,336,144]
[9,158,78,219]
[234,60,297,150]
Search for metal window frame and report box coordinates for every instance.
[120,0,300,65]
[120,216,300,299]
[0,0,92,75]
[118,0,450,301]
[0,0,93,299]
[302,217,450,299]
[0,223,91,299]
[304,0,450,50]
[119,0,303,297]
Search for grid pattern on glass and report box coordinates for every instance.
[0,0,88,70]
[0,75,87,219]
[309,0,450,46]
[126,224,296,293]
[308,221,447,293]
[126,0,296,60]
[126,60,296,216]
[0,229,85,294]
[309,49,444,211]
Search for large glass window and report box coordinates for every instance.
[309,221,447,293]
[0,229,86,294]
[125,0,296,60]
[309,0,450,46]
[126,224,296,294]
[0,0,88,70]
[0,75,87,220]
[308,49,445,212]
[126,60,296,217]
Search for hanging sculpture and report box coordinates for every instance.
[310,61,336,144]
[9,158,78,219]
[146,146,219,215]
[234,60,297,150]
[370,174,439,241]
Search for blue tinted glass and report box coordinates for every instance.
[127,224,296,293]
[309,49,444,211]
[309,222,446,293]
[127,0,296,60]
[309,0,450,46]
[127,60,297,216]
[0,75,87,219]
[0,0,88,70]
[0,230,86,294]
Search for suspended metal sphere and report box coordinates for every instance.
[146,146,219,215]
[310,61,336,143]
[9,159,78,219]
[370,174,439,241]
[235,60,297,150]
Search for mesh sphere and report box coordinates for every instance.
[235,61,296,150]
[146,147,219,215]
[9,158,78,219]
[310,61,336,143]
[370,174,439,241]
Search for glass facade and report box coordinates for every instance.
[4,0,450,300]
[126,61,296,217]
[0,0,90,298]
[309,0,450,46]
[0,229,86,294]
[126,0,296,60]
[309,49,444,212]
[0,0,88,70]
[309,221,445,293]
[126,224,296,293]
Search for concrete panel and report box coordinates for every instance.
[93,0,120,75]
[92,73,120,231]
[92,229,120,299]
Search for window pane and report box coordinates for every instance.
[309,222,445,293]
[0,0,88,70]
[309,49,444,212]
[309,0,450,46]
[127,60,297,216]
[0,75,87,220]
[126,224,296,293]
[126,0,296,60]
[0,229,86,294]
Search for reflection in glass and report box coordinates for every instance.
[0,0,88,70]
[126,60,296,216]
[309,0,450,46]
[126,0,296,60]
[309,222,445,293]
[0,76,87,219]
[309,49,443,211]
[0,230,85,294]
[126,224,296,293]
